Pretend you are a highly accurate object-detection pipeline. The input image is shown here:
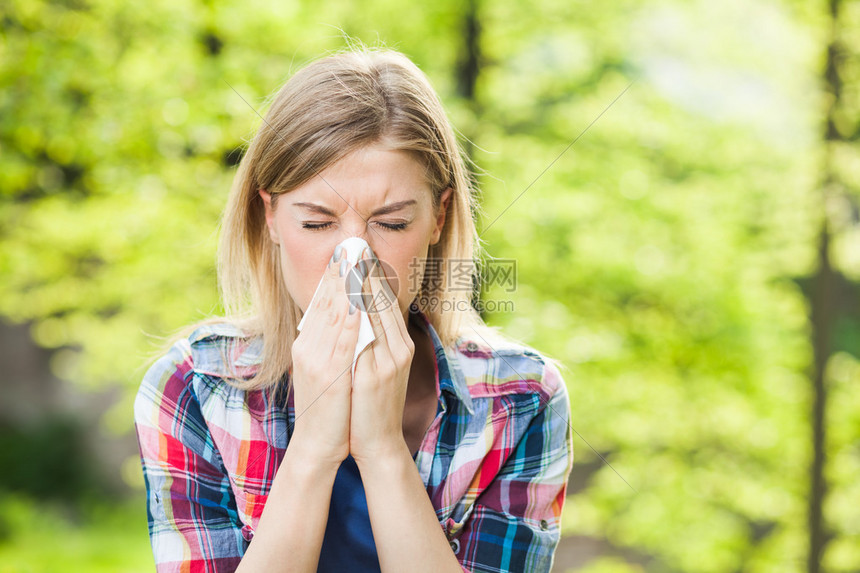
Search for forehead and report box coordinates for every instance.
[286,146,432,208]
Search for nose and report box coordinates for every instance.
[339,219,379,252]
[340,213,368,239]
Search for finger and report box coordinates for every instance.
[360,257,407,374]
[303,248,352,360]
[324,252,362,367]
[357,257,388,356]
[363,248,409,352]
[350,258,378,377]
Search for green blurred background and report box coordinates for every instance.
[1,0,858,571]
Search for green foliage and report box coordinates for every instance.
[0,417,103,500]
[1,0,859,570]
[0,493,152,572]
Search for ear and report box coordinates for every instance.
[258,189,280,245]
[430,187,453,246]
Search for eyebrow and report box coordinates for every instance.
[292,200,418,217]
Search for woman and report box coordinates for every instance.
[134,47,573,573]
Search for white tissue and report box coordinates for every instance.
[297,237,376,378]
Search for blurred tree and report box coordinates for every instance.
[472,0,857,571]
[802,0,860,570]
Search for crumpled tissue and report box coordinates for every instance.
[297,237,376,377]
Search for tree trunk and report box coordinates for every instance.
[807,0,842,570]
[454,0,486,319]
[807,219,832,573]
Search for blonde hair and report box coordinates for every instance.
[158,46,542,393]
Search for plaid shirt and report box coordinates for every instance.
[134,311,573,572]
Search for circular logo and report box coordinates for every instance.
[345,257,400,314]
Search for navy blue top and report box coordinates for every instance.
[317,451,419,572]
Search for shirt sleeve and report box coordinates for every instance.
[133,339,247,572]
[454,360,573,573]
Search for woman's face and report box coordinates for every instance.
[260,143,452,322]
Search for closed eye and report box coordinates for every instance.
[301,221,409,232]
[377,221,408,231]
[301,222,333,231]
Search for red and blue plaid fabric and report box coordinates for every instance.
[134,311,573,572]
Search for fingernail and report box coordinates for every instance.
[349,303,357,315]
[339,258,348,277]
[357,260,368,281]
[333,244,343,263]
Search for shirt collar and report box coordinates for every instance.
[411,309,475,415]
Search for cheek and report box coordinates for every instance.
[277,231,332,311]
[380,240,430,301]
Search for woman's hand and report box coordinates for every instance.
[288,247,361,469]
[349,247,415,466]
